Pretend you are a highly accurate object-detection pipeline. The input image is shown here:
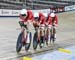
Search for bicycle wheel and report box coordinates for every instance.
[33,32,38,50]
[45,29,49,46]
[52,28,55,43]
[50,28,53,44]
[39,36,44,48]
[45,35,48,46]
[50,27,55,44]
[16,32,23,53]
[25,32,32,51]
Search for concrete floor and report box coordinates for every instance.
[0,11,75,60]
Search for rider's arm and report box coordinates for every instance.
[48,16,52,25]
[43,18,46,25]
[39,13,43,24]
[27,10,34,21]
[19,14,27,22]
[19,14,24,21]
[55,15,58,27]
[39,17,42,24]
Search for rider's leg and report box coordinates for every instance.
[33,24,40,42]
[19,21,25,42]
[40,26,45,46]
[53,26,56,39]
[20,21,29,42]
[48,25,51,44]
[37,27,40,42]
[45,28,49,45]
[50,26,52,43]
[44,26,48,41]
[52,26,56,43]
[44,26,48,45]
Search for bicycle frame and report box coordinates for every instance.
[21,26,28,44]
[16,21,32,52]
[44,25,51,45]
[35,26,40,42]
[34,25,45,42]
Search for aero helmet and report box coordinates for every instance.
[50,13,55,17]
[20,9,27,16]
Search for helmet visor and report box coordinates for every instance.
[22,14,26,16]
[35,17,38,19]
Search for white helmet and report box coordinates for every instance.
[50,13,55,17]
[20,9,27,16]
[34,13,39,19]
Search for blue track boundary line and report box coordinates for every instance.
[0,16,19,17]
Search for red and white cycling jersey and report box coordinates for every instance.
[51,15,58,27]
[19,10,34,22]
[38,12,46,26]
[46,14,52,25]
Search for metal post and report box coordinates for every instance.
[23,0,26,9]
[32,0,34,9]
[16,0,19,2]
[25,0,26,9]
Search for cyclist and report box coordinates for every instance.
[38,12,46,47]
[19,9,34,30]
[50,12,58,41]
[45,13,52,45]
[33,12,46,47]
[33,13,39,29]
[33,13,40,42]
[19,9,34,44]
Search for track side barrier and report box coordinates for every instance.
[0,4,75,17]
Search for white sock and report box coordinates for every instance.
[26,33,30,43]
[41,43,44,46]
[48,35,50,41]
[55,34,56,38]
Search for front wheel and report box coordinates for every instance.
[39,36,44,48]
[46,30,51,46]
[50,27,55,44]
[25,32,32,51]
[33,32,38,50]
[16,32,23,53]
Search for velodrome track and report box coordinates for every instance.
[0,11,75,60]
